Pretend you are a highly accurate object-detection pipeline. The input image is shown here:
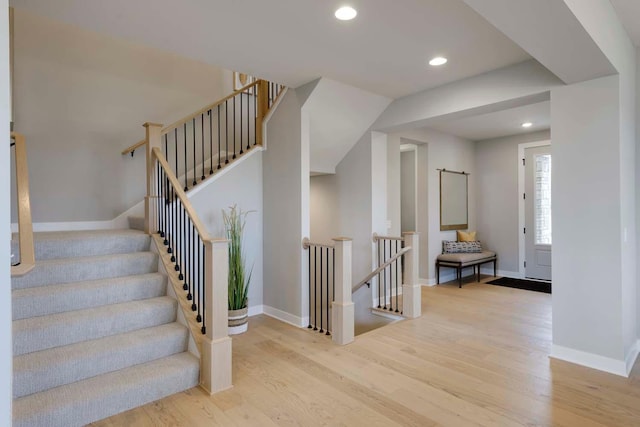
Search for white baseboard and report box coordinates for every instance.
[551,344,634,377]
[625,340,640,376]
[248,305,264,317]
[480,267,521,279]
[262,305,306,328]
[419,278,436,286]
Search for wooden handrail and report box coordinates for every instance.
[270,85,286,110]
[11,132,35,277]
[121,80,262,157]
[352,247,411,294]
[302,237,335,249]
[151,147,211,241]
[121,138,146,156]
[161,80,261,135]
[373,232,403,241]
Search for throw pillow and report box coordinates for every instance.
[442,240,482,254]
[457,230,477,242]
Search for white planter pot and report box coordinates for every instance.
[228,307,248,335]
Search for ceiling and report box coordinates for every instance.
[428,101,550,141]
[610,0,640,46]
[10,0,531,99]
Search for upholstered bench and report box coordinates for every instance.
[436,251,497,288]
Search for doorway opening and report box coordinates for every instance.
[518,140,552,282]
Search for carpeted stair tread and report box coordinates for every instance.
[12,229,150,261]
[13,296,177,356]
[14,322,188,398]
[12,273,166,320]
[11,251,158,290]
[12,352,199,427]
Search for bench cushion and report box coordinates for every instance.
[437,250,496,266]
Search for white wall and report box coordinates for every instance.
[548,1,637,374]
[552,75,624,361]
[189,150,264,313]
[336,132,374,284]
[637,47,640,336]
[1,2,12,424]
[263,90,307,325]
[387,134,401,236]
[309,174,339,243]
[387,128,476,282]
[12,9,226,223]
[401,149,417,233]
[475,130,550,274]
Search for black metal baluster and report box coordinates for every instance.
[383,240,387,309]
[246,92,250,151]
[196,231,202,323]
[319,246,324,334]
[389,240,394,312]
[225,100,229,164]
[201,241,206,334]
[185,204,191,297]
[233,96,237,159]
[253,86,257,146]
[174,129,178,180]
[308,246,312,329]
[239,93,244,155]
[217,107,221,169]
[201,114,205,181]
[326,247,330,336]
[192,118,197,186]
[183,123,188,191]
[313,246,317,331]
[187,219,198,311]
[163,170,168,245]
[175,200,182,275]
[209,110,213,175]
[169,185,175,261]
[395,240,400,313]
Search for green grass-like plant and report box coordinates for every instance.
[223,205,253,311]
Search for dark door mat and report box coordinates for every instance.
[486,277,551,294]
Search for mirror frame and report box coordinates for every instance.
[439,169,468,231]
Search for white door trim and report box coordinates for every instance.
[518,140,551,278]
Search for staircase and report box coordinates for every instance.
[11,229,199,427]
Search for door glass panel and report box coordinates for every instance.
[535,154,552,245]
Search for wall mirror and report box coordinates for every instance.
[440,169,468,231]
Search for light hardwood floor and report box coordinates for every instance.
[92,278,640,427]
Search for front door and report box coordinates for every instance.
[524,145,552,280]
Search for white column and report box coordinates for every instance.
[331,238,354,345]
[200,238,232,394]
[144,122,163,234]
[402,232,421,318]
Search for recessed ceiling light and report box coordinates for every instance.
[521,122,533,128]
[335,6,357,21]
[429,57,448,66]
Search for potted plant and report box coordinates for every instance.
[223,204,252,335]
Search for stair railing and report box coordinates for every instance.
[10,132,35,277]
[145,123,231,394]
[302,237,354,345]
[123,79,285,194]
[353,232,421,319]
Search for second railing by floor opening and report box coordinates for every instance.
[303,237,354,345]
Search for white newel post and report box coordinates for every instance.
[200,238,232,394]
[331,238,354,345]
[144,122,163,234]
[402,232,421,318]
